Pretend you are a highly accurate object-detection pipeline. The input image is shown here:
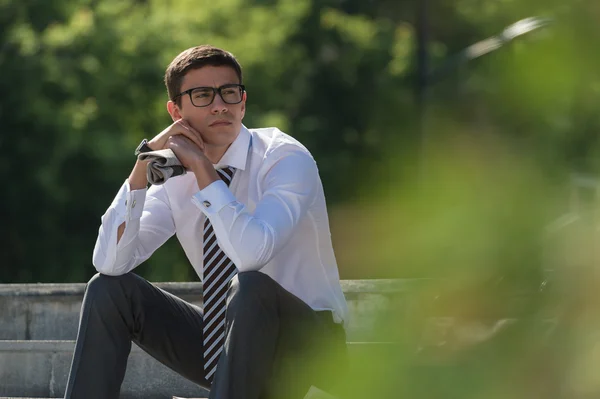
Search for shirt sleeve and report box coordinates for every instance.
[92,180,175,275]
[191,150,318,272]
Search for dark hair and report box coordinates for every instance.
[164,45,243,105]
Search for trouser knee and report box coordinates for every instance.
[226,271,277,311]
[84,272,137,312]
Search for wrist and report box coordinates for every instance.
[146,139,159,152]
[191,157,219,190]
[189,155,210,172]
[129,159,150,190]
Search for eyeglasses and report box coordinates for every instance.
[173,84,245,107]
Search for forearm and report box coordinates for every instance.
[117,160,150,243]
[94,181,174,275]
[211,203,277,271]
[193,183,301,271]
[117,221,126,243]
[94,219,139,276]
[93,179,146,273]
[93,205,141,275]
[192,151,318,270]
[128,159,150,190]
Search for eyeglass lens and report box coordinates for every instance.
[190,85,243,107]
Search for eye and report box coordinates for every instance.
[192,89,212,98]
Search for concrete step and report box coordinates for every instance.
[0,340,209,399]
[0,340,395,399]
[0,279,421,342]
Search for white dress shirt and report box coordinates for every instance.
[92,126,348,324]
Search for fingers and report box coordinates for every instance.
[150,120,205,152]
[166,135,178,148]
[166,133,194,148]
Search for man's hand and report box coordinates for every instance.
[148,119,205,152]
[166,135,208,170]
[128,119,204,191]
[167,135,220,190]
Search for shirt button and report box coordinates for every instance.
[131,200,136,208]
[202,200,211,208]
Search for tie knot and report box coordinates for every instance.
[217,167,235,186]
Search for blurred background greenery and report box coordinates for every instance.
[3,0,600,397]
[3,0,599,283]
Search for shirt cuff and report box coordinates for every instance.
[191,180,236,215]
[113,179,147,221]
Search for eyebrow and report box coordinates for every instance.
[185,83,240,90]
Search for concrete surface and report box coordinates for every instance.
[0,340,209,399]
[0,340,394,399]
[0,280,412,398]
[0,279,424,342]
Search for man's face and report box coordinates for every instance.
[169,65,246,149]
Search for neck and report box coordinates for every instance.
[203,143,230,165]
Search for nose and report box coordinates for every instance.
[210,92,228,114]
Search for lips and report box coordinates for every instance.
[209,120,232,127]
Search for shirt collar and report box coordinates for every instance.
[214,124,251,171]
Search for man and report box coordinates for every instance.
[64,45,349,399]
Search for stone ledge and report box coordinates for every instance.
[0,279,424,297]
[0,340,399,351]
[0,279,418,342]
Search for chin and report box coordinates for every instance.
[204,126,238,146]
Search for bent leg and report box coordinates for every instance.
[209,271,347,399]
[64,273,208,399]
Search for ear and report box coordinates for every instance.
[167,101,182,122]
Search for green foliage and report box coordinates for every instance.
[1,0,599,285]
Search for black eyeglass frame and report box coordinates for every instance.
[172,84,246,107]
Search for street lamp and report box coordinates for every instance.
[428,17,552,84]
[415,15,552,176]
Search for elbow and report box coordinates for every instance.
[92,246,110,274]
[93,265,126,276]
[234,246,270,272]
[92,261,132,277]
[92,247,132,276]
[92,254,119,276]
[235,259,265,272]
[92,227,122,276]
[233,227,276,272]
[92,259,114,276]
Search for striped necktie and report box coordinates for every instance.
[202,166,238,382]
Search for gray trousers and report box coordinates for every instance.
[63,271,347,399]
